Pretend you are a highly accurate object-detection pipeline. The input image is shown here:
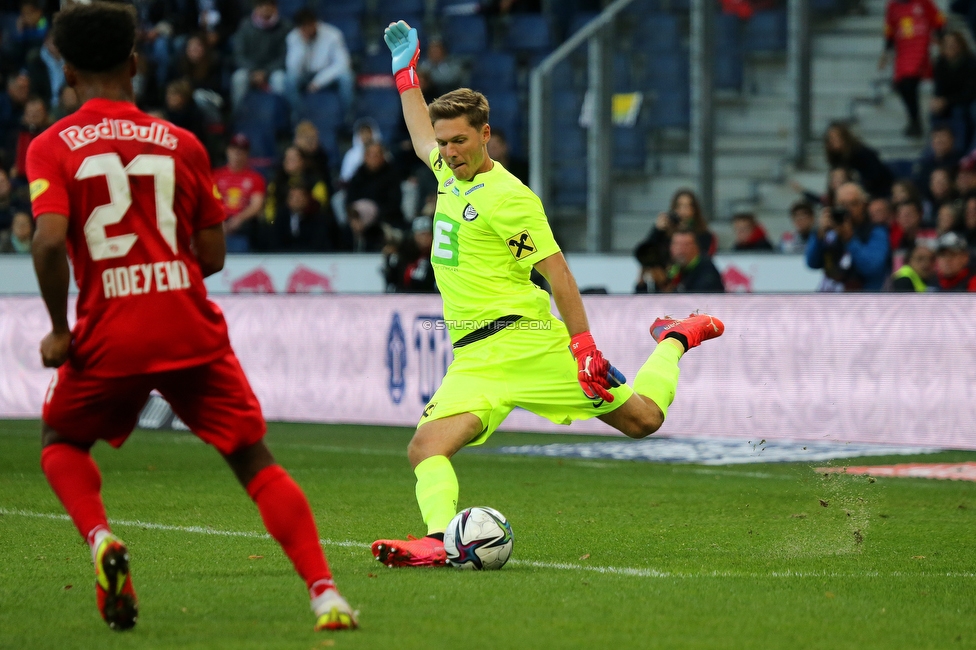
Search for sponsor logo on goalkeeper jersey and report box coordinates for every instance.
[464,183,484,196]
[100,260,191,299]
[452,186,460,196]
[422,402,437,418]
[444,177,454,188]
[507,230,536,260]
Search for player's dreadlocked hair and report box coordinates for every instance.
[53,1,137,74]
[428,88,490,129]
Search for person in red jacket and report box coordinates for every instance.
[880,0,946,137]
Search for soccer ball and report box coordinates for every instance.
[444,506,514,570]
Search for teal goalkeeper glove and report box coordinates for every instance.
[383,20,421,94]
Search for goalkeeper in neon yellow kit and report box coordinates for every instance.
[372,20,725,567]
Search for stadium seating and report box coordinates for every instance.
[359,52,392,75]
[614,125,646,170]
[552,90,584,127]
[613,53,632,92]
[643,13,680,53]
[442,15,488,55]
[317,0,366,18]
[234,91,291,175]
[714,12,744,90]
[381,0,427,14]
[505,15,552,53]
[470,52,517,93]
[648,87,690,128]
[275,0,305,20]
[484,91,521,156]
[552,165,587,206]
[376,11,424,37]
[744,9,788,53]
[299,90,343,165]
[552,126,586,159]
[356,88,405,144]
[328,16,365,56]
[567,11,599,36]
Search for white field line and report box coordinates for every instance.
[3,508,974,580]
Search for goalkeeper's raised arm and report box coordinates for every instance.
[384,20,437,165]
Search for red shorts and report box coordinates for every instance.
[42,350,266,456]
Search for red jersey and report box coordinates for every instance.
[213,166,266,219]
[26,98,231,377]
[885,0,945,81]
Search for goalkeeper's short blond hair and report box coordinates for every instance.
[428,88,490,129]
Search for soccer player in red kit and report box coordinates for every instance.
[27,2,356,633]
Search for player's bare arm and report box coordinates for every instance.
[534,251,624,403]
[385,21,437,164]
[32,213,71,368]
[533,252,589,336]
[193,224,226,278]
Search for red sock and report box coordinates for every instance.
[247,465,332,592]
[40,444,110,545]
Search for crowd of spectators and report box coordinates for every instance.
[782,119,976,292]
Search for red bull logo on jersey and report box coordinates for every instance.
[59,119,179,151]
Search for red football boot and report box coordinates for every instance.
[94,534,138,631]
[371,535,448,567]
[650,313,725,350]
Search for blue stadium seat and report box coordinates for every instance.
[552,126,586,159]
[356,88,404,143]
[381,0,426,14]
[318,0,366,18]
[359,52,392,75]
[328,16,364,55]
[714,13,743,90]
[552,165,587,207]
[484,91,521,156]
[622,0,660,15]
[552,90,584,126]
[568,11,599,35]
[276,0,305,20]
[550,59,579,91]
[744,9,787,52]
[613,53,632,92]
[234,91,290,173]
[443,15,488,55]
[648,87,690,128]
[644,50,689,93]
[613,126,646,169]
[299,90,342,164]
[644,13,680,53]
[505,15,552,52]
[376,11,424,36]
[470,52,517,92]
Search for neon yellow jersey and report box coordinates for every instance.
[427,148,561,344]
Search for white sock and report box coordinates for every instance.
[88,527,111,564]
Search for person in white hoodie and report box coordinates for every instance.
[286,8,354,119]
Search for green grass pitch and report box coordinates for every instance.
[2,419,975,649]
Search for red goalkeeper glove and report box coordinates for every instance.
[570,332,625,403]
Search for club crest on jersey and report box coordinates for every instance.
[464,183,485,196]
[507,230,536,260]
[462,204,478,221]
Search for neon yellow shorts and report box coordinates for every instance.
[418,318,633,445]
